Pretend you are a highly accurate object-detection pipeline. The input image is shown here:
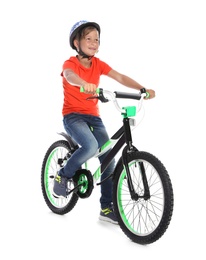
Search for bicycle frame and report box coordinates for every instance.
[60,97,149,200]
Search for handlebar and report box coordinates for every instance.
[80,87,147,114]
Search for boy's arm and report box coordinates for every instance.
[63,69,87,87]
[63,69,97,94]
[107,69,155,99]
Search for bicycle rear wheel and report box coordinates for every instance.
[113,151,173,244]
[41,140,79,215]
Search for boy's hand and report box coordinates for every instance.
[145,89,155,99]
[83,83,97,94]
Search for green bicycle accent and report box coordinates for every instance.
[100,139,112,152]
[80,86,100,94]
[118,165,136,233]
[84,161,88,170]
[93,167,101,181]
[122,106,136,118]
[77,174,88,194]
[45,149,58,205]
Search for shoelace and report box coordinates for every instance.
[55,175,68,188]
[102,208,112,215]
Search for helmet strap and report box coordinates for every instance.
[77,47,93,60]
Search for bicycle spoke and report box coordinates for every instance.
[117,158,165,236]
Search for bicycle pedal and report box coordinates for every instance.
[52,192,68,199]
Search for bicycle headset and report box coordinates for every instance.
[69,20,101,59]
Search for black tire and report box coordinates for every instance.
[41,140,79,215]
[113,151,174,244]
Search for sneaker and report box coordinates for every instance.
[99,207,118,225]
[53,173,68,198]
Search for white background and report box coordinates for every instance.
[1,0,206,259]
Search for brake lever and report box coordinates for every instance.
[86,88,109,103]
[86,96,98,100]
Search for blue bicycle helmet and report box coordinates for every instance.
[69,20,101,50]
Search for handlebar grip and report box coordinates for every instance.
[80,86,84,92]
[80,86,100,94]
[114,91,141,100]
[145,92,150,98]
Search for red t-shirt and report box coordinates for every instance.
[61,56,112,117]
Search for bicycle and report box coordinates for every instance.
[41,87,174,245]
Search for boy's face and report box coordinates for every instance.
[74,29,99,56]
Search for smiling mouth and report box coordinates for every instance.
[89,48,96,51]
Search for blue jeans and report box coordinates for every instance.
[59,113,115,209]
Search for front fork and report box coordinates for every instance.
[122,147,150,201]
[122,118,150,200]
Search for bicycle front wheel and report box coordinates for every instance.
[113,151,174,244]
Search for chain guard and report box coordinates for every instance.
[73,169,94,198]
